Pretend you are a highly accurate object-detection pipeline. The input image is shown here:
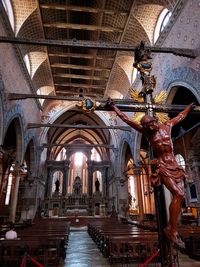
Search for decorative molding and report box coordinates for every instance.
[163,66,200,102]
[0,80,7,144]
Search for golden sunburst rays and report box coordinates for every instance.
[132,112,145,124]
[130,89,170,124]
[129,88,144,103]
[154,90,167,104]
[155,112,170,124]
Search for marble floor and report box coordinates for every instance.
[60,229,200,267]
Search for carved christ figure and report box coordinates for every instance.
[107,98,194,247]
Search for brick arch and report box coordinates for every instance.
[133,3,164,44]
[13,1,39,37]
[106,62,131,97]
[4,104,25,163]
[122,14,151,45]
[32,59,54,89]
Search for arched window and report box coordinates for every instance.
[36,88,44,105]
[52,171,63,194]
[23,54,31,74]
[91,148,101,161]
[2,0,14,31]
[154,8,172,43]
[56,148,66,161]
[5,164,14,205]
[131,69,138,84]
[175,154,185,170]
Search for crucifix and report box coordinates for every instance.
[5,37,200,265]
[106,41,196,266]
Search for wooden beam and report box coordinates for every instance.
[53,73,108,80]
[55,91,103,97]
[8,94,200,113]
[27,123,131,131]
[51,63,110,72]
[54,83,105,89]
[0,36,197,58]
[49,52,114,61]
[41,143,114,149]
[43,23,123,33]
[40,3,128,16]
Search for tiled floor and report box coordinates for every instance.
[60,229,200,267]
[62,230,109,267]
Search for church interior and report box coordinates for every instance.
[0,0,200,266]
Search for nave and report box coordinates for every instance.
[62,230,110,267]
[61,226,200,267]
[1,217,200,267]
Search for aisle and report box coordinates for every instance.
[60,228,200,267]
[63,229,110,267]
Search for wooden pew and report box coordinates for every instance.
[0,218,70,267]
[88,219,159,265]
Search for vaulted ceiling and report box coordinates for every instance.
[4,0,183,102]
[1,0,185,157]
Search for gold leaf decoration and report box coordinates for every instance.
[129,88,144,102]
[155,112,169,123]
[131,112,169,124]
[153,90,167,104]
[132,112,145,124]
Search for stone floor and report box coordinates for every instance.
[60,228,200,267]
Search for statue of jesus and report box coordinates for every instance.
[107,98,194,248]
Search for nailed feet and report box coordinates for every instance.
[164,226,185,249]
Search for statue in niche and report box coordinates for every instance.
[95,178,100,192]
[73,175,82,195]
[55,179,60,192]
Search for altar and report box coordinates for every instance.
[44,158,110,217]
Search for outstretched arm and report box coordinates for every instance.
[168,103,194,126]
[107,98,144,133]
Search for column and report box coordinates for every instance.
[135,170,144,221]
[46,168,54,198]
[9,166,21,222]
[87,161,93,196]
[63,161,69,196]
[104,167,109,197]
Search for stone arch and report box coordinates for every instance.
[163,66,200,104]
[39,104,119,151]
[24,136,36,174]
[4,109,25,163]
[120,140,133,175]
[0,80,7,145]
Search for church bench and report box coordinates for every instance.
[108,238,159,265]
[103,233,158,257]
[88,221,158,264]
[88,223,155,250]
[0,238,61,267]
[0,219,70,266]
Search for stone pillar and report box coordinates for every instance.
[0,150,4,190]
[135,170,144,221]
[104,167,109,197]
[9,166,21,222]
[115,177,120,212]
[63,161,69,196]
[87,161,93,197]
[46,169,53,198]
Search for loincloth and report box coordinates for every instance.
[150,159,186,187]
